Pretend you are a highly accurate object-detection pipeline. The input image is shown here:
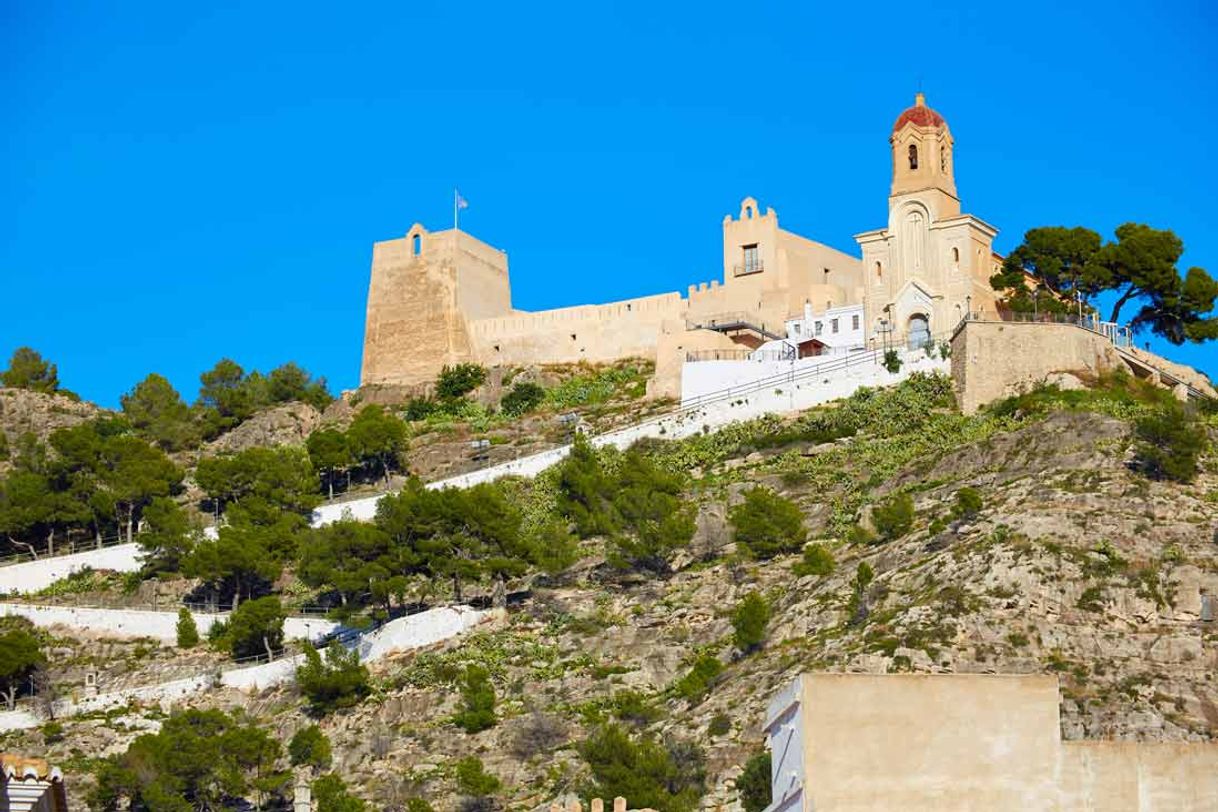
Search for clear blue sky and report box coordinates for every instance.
[4,1,1216,407]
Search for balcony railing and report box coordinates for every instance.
[733,261,765,277]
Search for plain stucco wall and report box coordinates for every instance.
[1059,741,1218,811]
[799,673,1062,811]
[0,544,142,595]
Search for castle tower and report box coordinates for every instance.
[855,93,999,347]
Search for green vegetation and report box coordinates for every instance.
[737,750,772,812]
[175,608,199,648]
[437,363,488,400]
[455,756,501,810]
[307,428,354,500]
[731,591,771,653]
[951,487,983,520]
[729,487,806,559]
[707,713,731,737]
[90,709,285,811]
[453,664,497,733]
[197,358,332,438]
[992,223,1217,344]
[871,493,915,542]
[288,724,333,770]
[120,373,200,451]
[296,641,371,714]
[673,654,723,703]
[882,349,902,373]
[220,596,285,660]
[1134,403,1208,483]
[0,619,43,709]
[312,773,368,812]
[579,724,705,812]
[347,404,409,484]
[500,380,545,416]
[793,543,835,577]
[1,347,61,394]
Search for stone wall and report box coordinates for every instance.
[950,320,1125,414]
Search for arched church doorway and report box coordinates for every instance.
[908,313,930,349]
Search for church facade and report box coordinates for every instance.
[359,94,1002,396]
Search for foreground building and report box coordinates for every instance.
[1,754,68,812]
[360,94,1001,396]
[762,674,1218,811]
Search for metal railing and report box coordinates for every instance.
[686,347,797,363]
[0,596,333,618]
[732,261,764,276]
[0,533,133,570]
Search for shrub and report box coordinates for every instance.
[404,396,440,421]
[175,608,199,648]
[731,592,771,654]
[882,349,902,374]
[296,641,371,714]
[455,756,501,797]
[729,488,806,559]
[406,800,436,812]
[41,721,64,744]
[737,750,772,812]
[707,714,731,737]
[436,363,487,400]
[1077,585,1105,613]
[792,543,835,577]
[611,689,663,727]
[453,665,497,733]
[1134,404,1207,483]
[501,381,545,417]
[312,773,367,812]
[289,724,332,770]
[579,724,705,812]
[510,712,568,759]
[872,493,914,541]
[951,487,983,520]
[674,654,723,703]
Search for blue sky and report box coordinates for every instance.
[3,1,1216,407]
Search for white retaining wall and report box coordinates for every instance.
[0,603,338,645]
[357,605,490,661]
[313,350,950,525]
[0,543,143,595]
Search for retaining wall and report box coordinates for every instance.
[0,603,338,644]
[0,544,142,595]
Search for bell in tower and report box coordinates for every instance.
[889,92,958,217]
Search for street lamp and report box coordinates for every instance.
[966,295,972,320]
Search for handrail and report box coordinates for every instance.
[0,533,134,570]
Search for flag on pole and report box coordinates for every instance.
[455,190,469,210]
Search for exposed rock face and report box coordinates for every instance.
[205,402,321,453]
[0,387,102,449]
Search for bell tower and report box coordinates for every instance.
[890,92,959,218]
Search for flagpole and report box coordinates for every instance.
[453,188,459,231]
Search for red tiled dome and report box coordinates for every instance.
[893,94,946,132]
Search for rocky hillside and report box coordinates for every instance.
[2,372,1215,811]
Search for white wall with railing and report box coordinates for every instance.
[0,542,142,595]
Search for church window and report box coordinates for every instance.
[908,144,918,170]
[627,303,632,312]
[940,147,948,172]
[412,234,421,256]
[875,261,883,284]
[952,246,960,263]
[571,333,577,341]
[831,318,839,334]
[852,314,860,330]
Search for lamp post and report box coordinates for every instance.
[966,295,972,320]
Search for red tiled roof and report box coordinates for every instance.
[893,97,946,132]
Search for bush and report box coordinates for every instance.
[872,493,914,541]
[406,799,436,812]
[737,750,772,812]
[707,714,731,737]
[1134,403,1207,483]
[500,381,545,417]
[510,712,568,759]
[731,592,771,654]
[882,349,902,373]
[792,543,835,577]
[455,756,501,797]
[729,488,806,559]
[175,608,199,648]
[611,689,663,727]
[579,724,705,812]
[313,773,367,812]
[404,396,440,421]
[296,641,371,714]
[453,665,497,733]
[951,487,983,520]
[436,363,487,400]
[289,724,332,770]
[673,654,723,703]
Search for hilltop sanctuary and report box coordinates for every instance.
[360,94,1003,397]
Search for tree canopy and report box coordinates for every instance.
[992,223,1217,344]
[1,347,60,393]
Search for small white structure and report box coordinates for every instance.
[783,301,866,357]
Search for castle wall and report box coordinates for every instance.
[1059,742,1218,810]
[467,292,684,368]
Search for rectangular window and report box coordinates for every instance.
[793,323,801,335]
[742,244,760,274]
[831,318,839,334]
[815,321,823,336]
[852,314,860,330]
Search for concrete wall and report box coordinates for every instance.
[950,320,1124,414]
[0,544,142,596]
[763,673,1218,812]
[798,674,1061,811]
[0,603,338,645]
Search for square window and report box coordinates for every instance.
[852,314,860,330]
